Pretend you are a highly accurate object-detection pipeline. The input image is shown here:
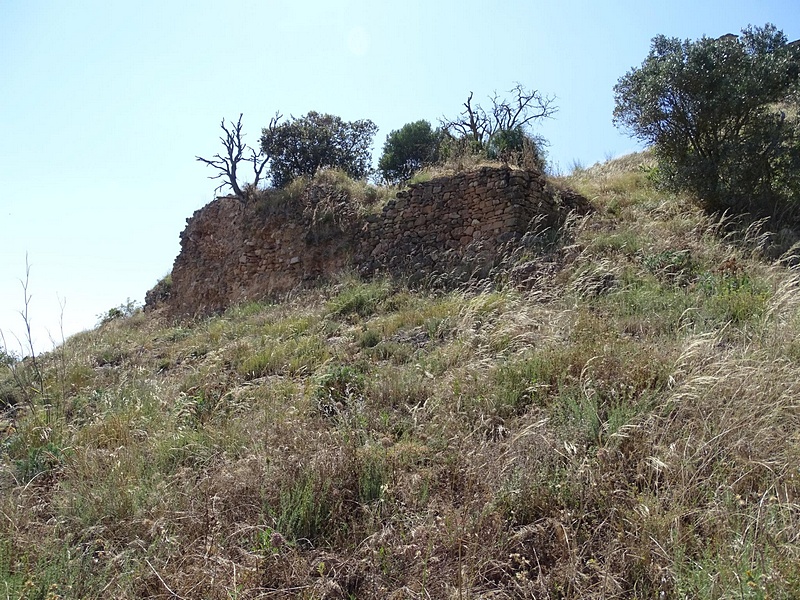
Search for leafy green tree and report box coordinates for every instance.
[260,111,378,188]
[377,120,443,183]
[613,24,800,218]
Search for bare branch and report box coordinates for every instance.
[249,112,281,191]
[441,84,557,151]
[196,113,279,200]
[497,83,557,131]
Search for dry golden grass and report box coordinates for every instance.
[2,155,800,598]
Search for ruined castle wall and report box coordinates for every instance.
[356,167,568,274]
[168,198,352,316]
[161,167,587,316]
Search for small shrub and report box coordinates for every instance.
[97,298,141,326]
[641,249,696,286]
[357,328,381,348]
[697,263,771,324]
[327,279,392,318]
[13,440,65,484]
[95,348,127,369]
[237,336,329,379]
[313,364,365,416]
[492,349,573,414]
[0,378,22,409]
[275,470,333,542]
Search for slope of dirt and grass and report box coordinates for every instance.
[2,154,800,598]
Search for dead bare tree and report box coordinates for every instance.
[441,84,557,149]
[196,113,281,199]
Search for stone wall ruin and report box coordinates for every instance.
[152,166,589,316]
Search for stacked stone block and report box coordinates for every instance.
[159,167,587,316]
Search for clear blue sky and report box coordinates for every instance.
[2,0,798,352]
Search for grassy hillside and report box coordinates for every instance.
[2,154,799,598]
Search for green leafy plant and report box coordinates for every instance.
[378,120,443,184]
[697,265,771,324]
[12,439,65,484]
[275,471,332,542]
[614,24,800,220]
[97,298,141,326]
[326,278,392,318]
[313,364,365,416]
[641,249,696,285]
[260,111,377,188]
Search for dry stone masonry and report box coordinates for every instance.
[156,166,589,316]
[356,167,587,275]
